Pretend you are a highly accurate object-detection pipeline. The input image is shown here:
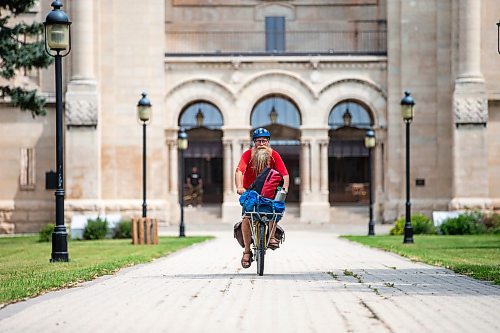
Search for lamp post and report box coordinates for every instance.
[342,105,352,127]
[137,93,152,218]
[497,21,500,54]
[44,1,71,262]
[269,106,278,124]
[364,129,376,236]
[196,108,204,127]
[178,128,188,237]
[401,91,415,244]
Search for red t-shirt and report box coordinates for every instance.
[237,149,288,189]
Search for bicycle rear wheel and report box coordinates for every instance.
[256,222,266,276]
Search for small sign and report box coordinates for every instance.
[45,171,57,190]
[415,178,425,186]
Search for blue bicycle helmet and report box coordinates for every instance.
[252,128,271,140]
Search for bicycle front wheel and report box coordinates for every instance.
[256,222,266,276]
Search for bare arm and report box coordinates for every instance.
[235,169,245,195]
[283,175,290,193]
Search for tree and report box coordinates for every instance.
[0,0,53,117]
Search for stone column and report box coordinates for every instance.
[168,141,179,197]
[309,139,321,194]
[319,139,329,195]
[70,0,95,81]
[65,0,98,126]
[166,140,178,194]
[299,131,330,223]
[450,0,491,210]
[223,140,232,195]
[457,0,482,81]
[163,128,181,225]
[65,0,100,206]
[300,140,311,197]
[373,130,385,222]
[222,133,250,223]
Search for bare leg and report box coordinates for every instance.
[241,216,252,268]
[269,221,276,239]
[268,221,280,249]
[242,216,251,253]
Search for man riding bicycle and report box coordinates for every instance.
[235,128,289,269]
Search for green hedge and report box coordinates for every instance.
[83,218,108,240]
[390,213,436,235]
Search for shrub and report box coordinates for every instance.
[83,217,108,240]
[113,220,132,239]
[482,213,500,233]
[412,214,437,234]
[39,223,55,242]
[390,213,436,235]
[439,211,486,235]
[389,218,404,235]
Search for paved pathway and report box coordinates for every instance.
[1,228,499,333]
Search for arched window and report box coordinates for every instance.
[251,95,301,129]
[179,101,223,130]
[328,101,372,130]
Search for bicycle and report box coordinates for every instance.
[245,208,283,276]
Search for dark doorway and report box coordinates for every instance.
[179,100,224,204]
[328,100,373,206]
[328,128,369,205]
[250,95,301,202]
[184,128,223,203]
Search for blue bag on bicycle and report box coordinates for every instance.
[239,190,285,221]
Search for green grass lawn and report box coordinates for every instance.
[0,236,211,305]
[343,234,500,285]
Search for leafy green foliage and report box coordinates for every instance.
[483,213,500,234]
[113,220,132,239]
[0,0,53,117]
[83,218,108,240]
[390,213,436,235]
[440,211,486,235]
[38,223,55,242]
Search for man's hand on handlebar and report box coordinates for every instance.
[237,187,246,195]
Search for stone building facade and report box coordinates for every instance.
[1,0,499,233]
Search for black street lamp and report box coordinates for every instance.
[497,21,500,54]
[44,1,71,262]
[364,129,376,236]
[178,128,188,237]
[137,93,152,218]
[401,91,415,244]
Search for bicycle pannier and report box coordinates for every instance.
[233,221,285,248]
[234,221,244,247]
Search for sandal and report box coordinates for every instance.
[241,251,253,269]
[268,237,280,250]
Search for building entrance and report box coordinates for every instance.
[328,101,374,205]
[179,101,224,204]
[250,94,302,203]
[328,134,369,204]
[184,128,223,203]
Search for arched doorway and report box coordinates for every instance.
[328,101,373,205]
[179,101,223,203]
[250,94,301,202]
